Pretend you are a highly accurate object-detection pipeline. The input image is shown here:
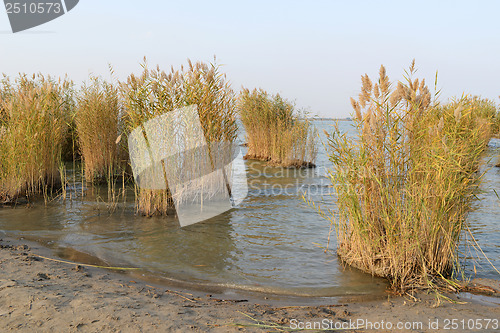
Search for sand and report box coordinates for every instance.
[0,237,499,332]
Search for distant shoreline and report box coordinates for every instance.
[310,117,352,121]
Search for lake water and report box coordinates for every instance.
[0,120,498,298]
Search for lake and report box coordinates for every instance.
[0,120,498,299]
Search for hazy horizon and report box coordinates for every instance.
[1,0,499,117]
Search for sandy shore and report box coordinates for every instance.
[0,237,499,332]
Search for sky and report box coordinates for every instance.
[1,0,499,118]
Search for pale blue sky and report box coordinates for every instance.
[1,0,499,117]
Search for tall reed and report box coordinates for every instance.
[121,59,238,216]
[239,88,316,167]
[325,61,492,291]
[0,74,73,202]
[75,76,125,183]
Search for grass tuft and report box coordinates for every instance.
[325,61,494,291]
[238,88,316,168]
[121,58,238,216]
[75,76,126,183]
[0,74,73,202]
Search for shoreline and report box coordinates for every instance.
[1,236,499,332]
[2,233,388,305]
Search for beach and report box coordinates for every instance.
[1,1,500,332]
[1,237,498,332]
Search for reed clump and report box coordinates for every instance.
[75,76,125,183]
[121,59,238,216]
[238,88,316,167]
[0,74,73,202]
[326,61,493,291]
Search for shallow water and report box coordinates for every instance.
[0,120,499,297]
[465,146,500,279]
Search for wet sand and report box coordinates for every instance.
[0,237,499,332]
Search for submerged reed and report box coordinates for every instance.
[75,76,125,183]
[121,59,238,216]
[0,74,73,202]
[325,61,493,291]
[238,88,316,167]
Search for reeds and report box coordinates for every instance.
[325,61,493,291]
[121,59,238,216]
[75,76,125,183]
[459,96,498,140]
[0,74,72,202]
[238,88,316,167]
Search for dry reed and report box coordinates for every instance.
[0,74,73,202]
[121,58,238,216]
[324,61,494,291]
[75,76,125,183]
[238,88,316,167]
